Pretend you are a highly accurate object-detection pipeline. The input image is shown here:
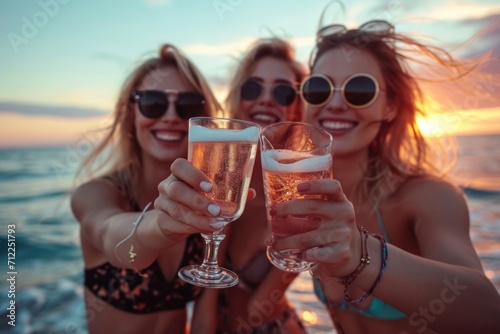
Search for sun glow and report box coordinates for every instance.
[416,107,500,137]
[301,311,318,324]
[0,112,111,147]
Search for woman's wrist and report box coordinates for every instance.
[135,210,175,252]
[350,234,384,290]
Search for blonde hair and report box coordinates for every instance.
[311,24,481,204]
[74,44,221,200]
[225,38,307,121]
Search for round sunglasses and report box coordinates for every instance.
[130,89,206,119]
[240,79,297,106]
[300,73,381,108]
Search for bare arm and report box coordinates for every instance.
[72,159,223,269]
[71,179,165,269]
[272,177,500,333]
[360,178,500,333]
[191,288,219,334]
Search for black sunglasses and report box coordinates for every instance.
[316,20,394,42]
[130,89,206,119]
[300,73,381,108]
[240,79,297,106]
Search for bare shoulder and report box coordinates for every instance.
[396,175,467,210]
[389,174,470,240]
[71,178,126,224]
[393,175,479,265]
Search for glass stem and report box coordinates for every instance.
[199,231,225,279]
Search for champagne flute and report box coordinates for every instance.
[260,121,333,272]
[178,117,260,288]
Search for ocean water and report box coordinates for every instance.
[0,134,499,334]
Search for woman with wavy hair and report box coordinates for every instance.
[270,17,500,334]
[72,44,223,333]
[217,37,308,333]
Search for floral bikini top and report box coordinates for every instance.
[84,177,204,314]
[84,233,204,313]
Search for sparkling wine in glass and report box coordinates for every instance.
[260,121,333,272]
[178,117,260,288]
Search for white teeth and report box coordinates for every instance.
[321,121,355,130]
[251,114,278,123]
[154,132,182,141]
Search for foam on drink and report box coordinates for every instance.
[261,149,332,173]
[190,125,260,142]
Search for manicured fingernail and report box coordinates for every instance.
[200,181,212,192]
[269,206,276,216]
[297,183,310,192]
[209,221,224,230]
[207,204,220,216]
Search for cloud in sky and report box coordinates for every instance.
[0,102,109,118]
[460,13,500,58]
[184,35,315,59]
[414,14,500,112]
[395,0,500,21]
[432,3,500,21]
[183,36,258,57]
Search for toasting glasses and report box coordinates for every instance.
[260,121,333,272]
[178,117,260,288]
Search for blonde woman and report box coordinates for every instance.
[71,44,223,334]
[270,19,500,333]
[218,38,308,333]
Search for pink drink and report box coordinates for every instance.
[189,125,259,225]
[261,149,332,236]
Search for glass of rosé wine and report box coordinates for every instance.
[260,121,333,272]
[178,117,260,288]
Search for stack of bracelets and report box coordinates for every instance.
[310,225,388,303]
[340,225,388,303]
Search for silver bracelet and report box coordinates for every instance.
[114,202,152,265]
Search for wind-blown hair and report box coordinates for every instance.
[225,37,307,121]
[74,44,221,199]
[311,22,480,204]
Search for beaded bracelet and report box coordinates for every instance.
[339,225,371,286]
[344,233,388,304]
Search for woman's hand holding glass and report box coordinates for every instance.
[261,121,334,272]
[176,117,260,288]
[154,158,224,237]
[270,178,362,279]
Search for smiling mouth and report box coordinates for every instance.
[320,120,358,131]
[152,130,184,142]
[250,112,281,125]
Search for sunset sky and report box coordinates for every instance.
[1,0,499,147]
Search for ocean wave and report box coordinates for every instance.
[0,276,87,334]
[0,190,69,204]
[0,170,46,180]
[462,186,500,197]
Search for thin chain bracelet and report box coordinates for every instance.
[339,225,370,286]
[344,233,388,303]
[310,225,370,285]
[114,202,152,276]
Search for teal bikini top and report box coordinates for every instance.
[313,208,406,320]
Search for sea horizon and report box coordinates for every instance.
[0,132,499,333]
